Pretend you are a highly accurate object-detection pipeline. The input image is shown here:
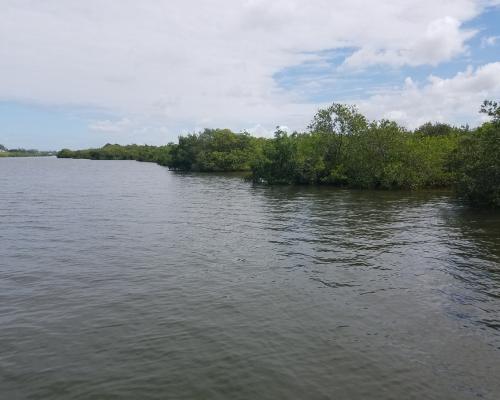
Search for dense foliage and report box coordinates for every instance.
[251,105,464,189]
[447,101,500,207]
[167,129,262,171]
[57,101,500,207]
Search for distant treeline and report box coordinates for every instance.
[0,145,56,157]
[57,100,500,208]
[58,144,172,165]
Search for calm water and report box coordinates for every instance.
[1,157,499,400]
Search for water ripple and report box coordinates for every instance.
[0,158,499,399]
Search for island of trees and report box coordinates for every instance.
[57,100,500,208]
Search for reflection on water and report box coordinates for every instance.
[1,157,499,400]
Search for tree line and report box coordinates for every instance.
[0,145,56,157]
[57,100,500,208]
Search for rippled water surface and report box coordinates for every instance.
[1,157,499,399]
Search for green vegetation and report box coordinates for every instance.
[57,100,500,208]
[168,129,263,171]
[57,143,172,165]
[250,105,465,189]
[447,101,500,208]
[58,129,264,172]
[0,145,55,157]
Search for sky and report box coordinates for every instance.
[0,1,499,150]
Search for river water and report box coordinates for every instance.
[1,157,499,399]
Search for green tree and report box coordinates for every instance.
[480,100,500,124]
[415,122,454,137]
[251,128,299,184]
[449,118,500,207]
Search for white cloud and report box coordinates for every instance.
[481,35,500,47]
[343,17,475,68]
[357,62,500,128]
[89,118,131,133]
[0,0,498,140]
[245,124,274,137]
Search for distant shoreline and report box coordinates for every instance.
[0,146,57,157]
[0,152,56,158]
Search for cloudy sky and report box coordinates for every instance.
[1,0,500,150]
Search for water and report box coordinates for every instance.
[1,157,499,400]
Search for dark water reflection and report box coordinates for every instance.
[1,157,499,399]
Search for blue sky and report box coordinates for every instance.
[1,1,499,150]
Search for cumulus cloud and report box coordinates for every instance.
[343,17,475,68]
[357,62,500,128]
[0,0,498,139]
